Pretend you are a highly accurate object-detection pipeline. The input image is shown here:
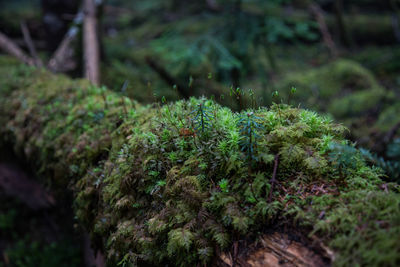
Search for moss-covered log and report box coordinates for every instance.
[0,56,399,266]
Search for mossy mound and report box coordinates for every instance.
[277,59,399,148]
[277,59,387,115]
[0,58,399,266]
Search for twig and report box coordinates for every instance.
[0,31,34,65]
[268,154,279,202]
[20,21,43,67]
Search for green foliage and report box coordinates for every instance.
[218,179,229,193]
[167,228,194,255]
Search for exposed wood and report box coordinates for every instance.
[20,21,44,67]
[218,232,334,267]
[0,162,55,210]
[309,3,338,58]
[0,31,35,66]
[83,0,100,85]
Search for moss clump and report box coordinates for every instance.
[276,59,400,149]
[277,59,388,114]
[0,59,399,266]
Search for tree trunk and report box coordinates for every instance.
[83,0,100,85]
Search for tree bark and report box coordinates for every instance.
[83,0,100,85]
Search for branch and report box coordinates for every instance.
[20,21,43,67]
[0,31,34,65]
[83,0,100,85]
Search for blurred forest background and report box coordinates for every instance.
[0,0,400,266]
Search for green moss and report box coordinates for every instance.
[277,59,384,111]
[374,104,400,132]
[0,60,399,266]
[327,89,392,118]
[276,59,400,150]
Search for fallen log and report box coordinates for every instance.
[0,59,399,266]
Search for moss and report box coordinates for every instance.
[276,59,400,149]
[277,59,384,111]
[0,59,399,266]
[374,104,400,132]
[348,45,400,83]
[327,89,392,118]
